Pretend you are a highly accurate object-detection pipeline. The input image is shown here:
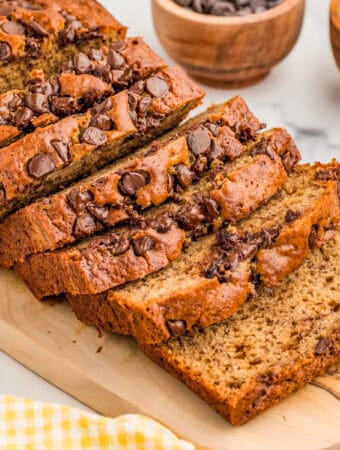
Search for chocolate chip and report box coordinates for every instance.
[207,140,225,161]
[67,189,93,213]
[129,80,146,95]
[27,20,49,37]
[146,77,169,98]
[250,140,275,160]
[107,48,126,69]
[51,96,76,116]
[132,236,155,256]
[315,337,332,355]
[92,97,113,115]
[210,1,236,15]
[138,95,152,114]
[81,126,107,146]
[187,127,211,155]
[24,93,49,114]
[1,21,25,35]
[74,53,93,74]
[205,122,219,137]
[88,48,104,61]
[30,77,60,96]
[51,140,70,164]
[119,171,148,197]
[25,36,41,58]
[216,231,239,251]
[285,209,301,224]
[90,114,113,131]
[166,320,186,336]
[192,155,208,174]
[309,224,318,249]
[88,205,109,222]
[0,183,6,204]
[73,215,97,238]
[174,164,193,189]
[110,40,127,52]
[0,42,11,60]
[150,215,173,233]
[8,95,23,111]
[13,107,33,129]
[176,203,204,229]
[201,197,220,220]
[281,149,300,173]
[128,92,139,111]
[27,153,56,178]
[109,235,130,256]
[59,19,81,43]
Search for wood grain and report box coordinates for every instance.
[331,0,340,69]
[152,0,305,87]
[0,269,339,450]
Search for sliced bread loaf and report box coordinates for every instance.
[66,163,339,344]
[14,128,300,299]
[0,66,204,220]
[142,230,340,425]
[0,0,126,93]
[0,96,262,268]
[0,37,167,149]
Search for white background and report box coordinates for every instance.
[0,0,339,413]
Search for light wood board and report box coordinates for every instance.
[0,269,339,450]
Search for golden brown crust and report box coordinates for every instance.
[15,225,186,299]
[257,181,340,286]
[0,0,126,91]
[0,97,259,268]
[67,261,251,344]
[0,37,167,149]
[142,333,340,425]
[0,66,204,221]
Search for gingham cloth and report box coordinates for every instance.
[0,396,194,450]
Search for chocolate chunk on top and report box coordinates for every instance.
[81,126,107,146]
[166,319,187,336]
[146,77,169,98]
[132,236,155,256]
[28,153,56,178]
[187,127,211,155]
[119,171,148,197]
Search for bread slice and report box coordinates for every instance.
[0,96,262,268]
[0,0,127,93]
[66,163,339,344]
[142,230,340,425]
[0,37,167,149]
[14,129,301,299]
[0,66,204,220]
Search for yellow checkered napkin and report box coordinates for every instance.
[0,396,195,450]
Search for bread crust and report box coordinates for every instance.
[0,0,127,92]
[14,128,298,300]
[0,97,259,267]
[0,66,204,221]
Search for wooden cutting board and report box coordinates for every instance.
[0,269,339,450]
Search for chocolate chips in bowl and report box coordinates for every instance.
[173,0,284,16]
[152,0,305,86]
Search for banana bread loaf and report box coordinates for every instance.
[0,37,167,149]
[0,96,262,268]
[0,66,204,220]
[66,163,339,344]
[142,230,340,425]
[0,0,126,93]
[14,128,301,299]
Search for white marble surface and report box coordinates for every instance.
[0,0,339,414]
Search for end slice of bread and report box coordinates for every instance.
[142,230,340,425]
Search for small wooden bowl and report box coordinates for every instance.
[152,0,305,87]
[330,0,340,69]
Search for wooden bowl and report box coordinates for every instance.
[152,0,305,87]
[330,0,340,69]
